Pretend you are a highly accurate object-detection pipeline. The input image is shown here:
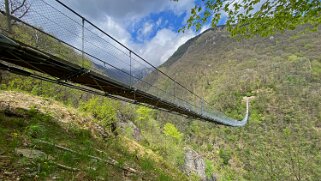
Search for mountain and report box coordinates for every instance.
[149,25,321,180]
[160,26,226,69]
[94,63,153,85]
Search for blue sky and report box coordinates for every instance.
[63,0,212,66]
[2,0,233,67]
[130,10,188,43]
[3,0,264,67]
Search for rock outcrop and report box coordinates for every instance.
[183,148,217,181]
[115,120,141,141]
[184,148,206,180]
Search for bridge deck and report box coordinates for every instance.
[0,35,213,121]
[0,33,249,126]
[0,0,249,126]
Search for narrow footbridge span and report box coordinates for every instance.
[0,0,249,126]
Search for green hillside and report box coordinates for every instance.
[151,26,321,180]
[0,9,320,180]
[0,91,190,180]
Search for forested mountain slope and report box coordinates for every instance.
[151,26,321,180]
[1,8,320,179]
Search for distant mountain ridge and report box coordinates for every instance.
[94,63,153,85]
[147,25,321,180]
[160,25,226,68]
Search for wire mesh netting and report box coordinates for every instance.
[0,0,250,126]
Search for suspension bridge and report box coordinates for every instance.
[0,0,249,126]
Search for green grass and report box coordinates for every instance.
[311,59,321,75]
[0,102,188,180]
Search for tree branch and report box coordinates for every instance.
[18,3,30,19]
[11,0,26,15]
[51,161,80,171]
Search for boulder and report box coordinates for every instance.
[115,120,141,141]
[183,148,207,180]
[15,148,52,160]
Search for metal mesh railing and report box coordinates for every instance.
[0,0,249,126]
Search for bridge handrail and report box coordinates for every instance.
[0,0,249,126]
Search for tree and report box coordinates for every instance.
[3,0,31,32]
[177,0,321,38]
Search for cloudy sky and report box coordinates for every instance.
[3,0,232,68]
[0,0,235,69]
[60,0,211,67]
[3,0,265,68]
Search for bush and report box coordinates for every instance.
[25,124,46,138]
[219,148,232,165]
[163,123,183,142]
[79,97,118,126]
[136,106,154,122]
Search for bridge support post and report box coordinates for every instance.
[4,0,12,33]
[81,18,85,68]
[129,50,132,88]
[173,81,175,104]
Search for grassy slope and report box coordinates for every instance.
[0,91,188,181]
[0,14,194,180]
[153,26,321,180]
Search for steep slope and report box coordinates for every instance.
[152,26,321,180]
[0,91,189,181]
[160,26,225,69]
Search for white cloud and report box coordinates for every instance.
[136,22,154,42]
[66,0,194,23]
[142,23,153,35]
[97,16,132,45]
[156,18,162,27]
[78,14,196,68]
[55,0,197,68]
[136,28,196,66]
[168,0,195,17]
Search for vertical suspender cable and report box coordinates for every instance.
[4,0,11,33]
[81,18,85,68]
[129,50,132,88]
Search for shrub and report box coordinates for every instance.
[79,97,117,126]
[136,106,154,122]
[219,148,232,165]
[25,124,46,138]
[163,123,183,142]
